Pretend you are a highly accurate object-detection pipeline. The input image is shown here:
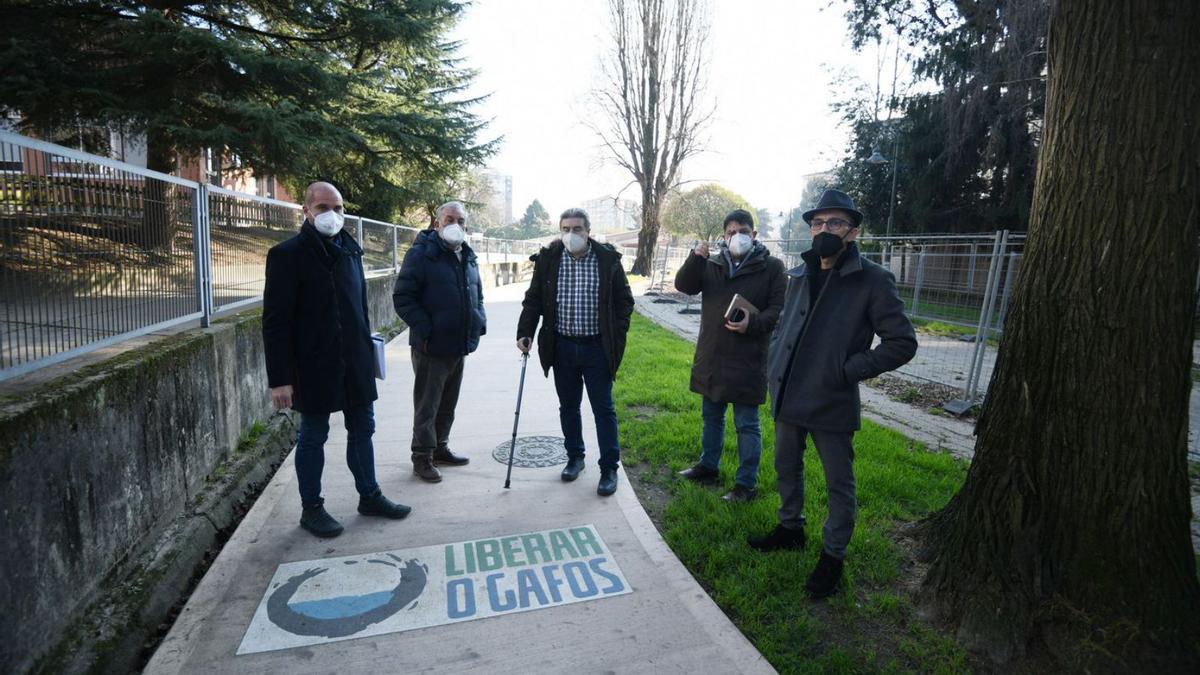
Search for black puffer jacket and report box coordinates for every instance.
[516,240,634,378]
[392,229,486,357]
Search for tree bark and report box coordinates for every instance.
[598,0,708,276]
[631,188,660,276]
[138,127,177,252]
[919,1,1200,669]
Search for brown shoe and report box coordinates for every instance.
[412,455,442,483]
[433,446,470,466]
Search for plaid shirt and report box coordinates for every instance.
[556,245,601,336]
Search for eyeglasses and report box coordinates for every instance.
[809,218,853,232]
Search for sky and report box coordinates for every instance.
[451,0,895,224]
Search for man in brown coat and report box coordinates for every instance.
[674,209,787,501]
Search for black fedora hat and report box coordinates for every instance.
[802,189,864,228]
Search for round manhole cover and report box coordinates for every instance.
[493,436,569,468]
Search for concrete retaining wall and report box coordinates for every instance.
[0,273,403,673]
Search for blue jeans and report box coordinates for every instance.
[553,335,620,470]
[295,402,380,507]
[699,396,762,489]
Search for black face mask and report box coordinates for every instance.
[812,231,846,258]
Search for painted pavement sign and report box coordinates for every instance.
[237,524,631,655]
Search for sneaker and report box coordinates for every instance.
[300,504,344,538]
[358,491,412,519]
[747,524,806,552]
[721,485,758,502]
[678,463,720,482]
[805,551,845,599]
[597,467,619,496]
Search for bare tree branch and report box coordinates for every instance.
[592,0,711,274]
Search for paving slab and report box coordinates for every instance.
[146,282,775,675]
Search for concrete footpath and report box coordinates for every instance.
[145,283,775,674]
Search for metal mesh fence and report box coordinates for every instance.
[0,136,201,376]
[470,236,543,265]
[206,186,300,313]
[0,131,547,382]
[357,217,406,277]
[647,234,1028,409]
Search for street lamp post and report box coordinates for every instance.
[867,132,900,238]
[868,126,900,271]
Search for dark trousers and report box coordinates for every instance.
[553,334,620,470]
[295,402,379,507]
[774,420,857,559]
[699,397,762,489]
[411,348,465,458]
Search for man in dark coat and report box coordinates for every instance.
[674,209,786,502]
[263,181,411,539]
[748,189,917,599]
[392,201,486,483]
[516,207,635,496]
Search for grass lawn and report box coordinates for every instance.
[615,313,972,674]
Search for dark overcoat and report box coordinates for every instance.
[516,240,635,378]
[767,243,918,432]
[674,243,787,405]
[263,222,378,414]
[392,229,487,357]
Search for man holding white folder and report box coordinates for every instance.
[263,181,411,539]
[674,209,787,501]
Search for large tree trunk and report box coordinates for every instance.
[631,188,660,276]
[919,0,1200,669]
[138,128,177,252]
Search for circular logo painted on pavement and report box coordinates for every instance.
[492,436,569,468]
[266,554,427,638]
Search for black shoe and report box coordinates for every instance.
[747,524,806,552]
[805,551,845,599]
[597,468,619,496]
[721,484,758,502]
[412,454,442,483]
[561,456,585,482]
[433,446,470,466]
[300,504,344,538]
[357,491,412,519]
[678,463,720,483]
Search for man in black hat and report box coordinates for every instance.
[747,188,917,599]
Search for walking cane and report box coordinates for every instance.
[504,351,531,489]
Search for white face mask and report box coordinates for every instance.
[440,223,465,248]
[562,231,588,254]
[312,209,344,237]
[728,232,753,258]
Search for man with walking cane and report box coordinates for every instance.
[516,208,635,496]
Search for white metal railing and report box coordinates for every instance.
[0,131,537,382]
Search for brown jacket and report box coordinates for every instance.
[674,243,787,405]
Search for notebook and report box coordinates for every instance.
[371,333,386,380]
